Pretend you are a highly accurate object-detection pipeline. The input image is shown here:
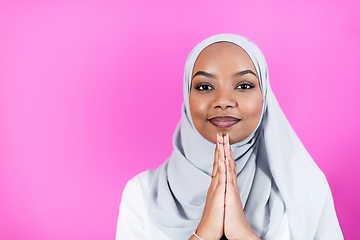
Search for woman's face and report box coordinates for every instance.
[189,42,263,144]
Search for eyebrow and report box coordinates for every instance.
[233,70,257,77]
[192,70,257,79]
[192,71,215,79]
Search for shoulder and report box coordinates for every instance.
[116,169,172,240]
[120,169,156,209]
[116,170,159,240]
[123,169,156,196]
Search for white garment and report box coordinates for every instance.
[116,170,291,240]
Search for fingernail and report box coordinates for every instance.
[226,135,231,149]
[217,134,220,142]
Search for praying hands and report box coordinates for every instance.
[190,134,260,240]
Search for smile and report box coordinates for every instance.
[208,116,241,128]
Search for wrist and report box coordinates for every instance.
[192,230,204,240]
[195,227,219,240]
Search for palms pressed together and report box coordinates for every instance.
[190,134,260,240]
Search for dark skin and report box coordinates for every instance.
[188,42,262,240]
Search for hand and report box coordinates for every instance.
[221,134,260,240]
[191,134,260,240]
[193,135,227,240]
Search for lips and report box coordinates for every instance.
[209,116,241,128]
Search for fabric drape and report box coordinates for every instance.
[147,34,343,240]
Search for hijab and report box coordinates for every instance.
[148,34,343,240]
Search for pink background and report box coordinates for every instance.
[0,0,359,239]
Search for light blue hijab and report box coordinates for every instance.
[148,34,343,240]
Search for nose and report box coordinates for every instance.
[213,88,237,109]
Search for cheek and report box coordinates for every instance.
[189,96,211,120]
[241,95,263,119]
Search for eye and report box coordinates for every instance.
[236,83,254,90]
[195,84,213,91]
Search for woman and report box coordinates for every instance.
[116,34,343,240]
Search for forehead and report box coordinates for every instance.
[193,42,256,74]
[199,41,244,54]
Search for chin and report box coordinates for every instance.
[228,132,249,144]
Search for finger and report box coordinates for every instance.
[212,134,222,178]
[216,136,226,187]
[224,134,236,176]
[218,136,225,163]
[218,154,226,187]
[218,133,224,144]
[218,137,228,193]
[209,154,225,194]
[226,158,236,191]
[212,143,219,178]
[224,142,237,193]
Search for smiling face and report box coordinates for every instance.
[189,42,263,144]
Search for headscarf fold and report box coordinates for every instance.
[148,34,343,240]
